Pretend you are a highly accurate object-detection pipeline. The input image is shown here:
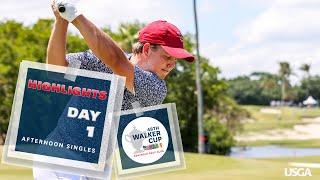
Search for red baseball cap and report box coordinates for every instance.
[138,20,195,62]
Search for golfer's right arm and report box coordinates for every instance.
[47,3,69,67]
[46,20,68,67]
[50,1,135,92]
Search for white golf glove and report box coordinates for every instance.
[55,0,81,22]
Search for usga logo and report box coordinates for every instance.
[122,117,169,164]
[284,167,312,177]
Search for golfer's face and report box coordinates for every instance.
[149,47,177,79]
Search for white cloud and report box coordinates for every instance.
[0,0,52,25]
[0,0,198,49]
[0,0,190,32]
[236,1,320,45]
[77,0,183,29]
[205,0,320,83]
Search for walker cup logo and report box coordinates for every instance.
[122,117,169,164]
[115,104,186,178]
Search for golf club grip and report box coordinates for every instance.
[58,5,66,13]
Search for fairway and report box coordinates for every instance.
[236,105,320,148]
[242,105,320,132]
[1,146,320,179]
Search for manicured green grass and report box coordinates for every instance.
[1,146,320,180]
[241,105,320,133]
[137,154,320,180]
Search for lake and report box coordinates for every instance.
[230,145,320,158]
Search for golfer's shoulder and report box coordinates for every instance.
[134,66,167,99]
[66,50,112,73]
[66,50,92,62]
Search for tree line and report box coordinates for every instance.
[227,61,320,105]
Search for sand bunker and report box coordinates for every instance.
[236,117,320,141]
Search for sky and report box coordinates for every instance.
[1,0,319,83]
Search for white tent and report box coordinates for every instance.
[303,96,318,106]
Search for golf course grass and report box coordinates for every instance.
[236,105,320,148]
[1,146,320,179]
[241,105,320,132]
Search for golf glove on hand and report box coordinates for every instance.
[55,0,81,22]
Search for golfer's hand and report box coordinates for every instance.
[52,0,81,23]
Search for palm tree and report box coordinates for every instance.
[299,63,311,79]
[279,61,293,101]
[251,72,280,89]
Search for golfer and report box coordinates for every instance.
[33,0,194,179]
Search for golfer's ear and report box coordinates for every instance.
[142,43,151,58]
